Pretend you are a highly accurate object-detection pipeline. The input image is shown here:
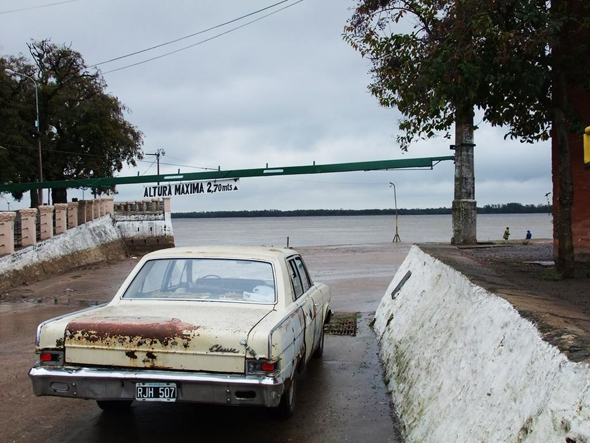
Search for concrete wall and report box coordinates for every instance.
[0,216,126,291]
[552,119,590,263]
[551,12,590,263]
[0,212,16,255]
[0,212,174,291]
[375,246,590,442]
[113,212,174,254]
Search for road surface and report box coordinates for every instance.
[0,243,409,443]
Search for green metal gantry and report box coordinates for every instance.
[0,156,454,193]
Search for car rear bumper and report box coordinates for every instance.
[29,366,285,407]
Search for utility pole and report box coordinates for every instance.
[389,182,401,242]
[146,149,166,183]
[5,69,43,206]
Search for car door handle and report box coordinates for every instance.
[314,302,320,307]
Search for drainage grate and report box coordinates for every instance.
[324,312,359,336]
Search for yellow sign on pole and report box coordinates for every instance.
[585,126,590,168]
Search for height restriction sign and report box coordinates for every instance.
[143,178,239,198]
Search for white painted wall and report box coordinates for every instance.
[114,212,173,240]
[0,215,120,275]
[0,214,173,278]
[375,245,590,442]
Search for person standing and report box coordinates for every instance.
[526,230,532,240]
[503,227,510,240]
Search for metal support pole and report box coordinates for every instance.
[37,130,43,205]
[390,182,401,242]
[5,69,43,205]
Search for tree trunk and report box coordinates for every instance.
[553,70,575,278]
[30,189,39,208]
[452,104,477,245]
[551,0,576,278]
[51,188,68,204]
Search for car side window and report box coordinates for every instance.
[294,257,311,292]
[288,260,304,299]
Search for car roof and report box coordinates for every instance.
[143,245,298,261]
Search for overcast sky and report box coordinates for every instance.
[1,0,552,212]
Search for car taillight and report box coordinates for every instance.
[38,350,64,366]
[261,362,276,372]
[246,359,280,375]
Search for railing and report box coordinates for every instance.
[36,211,41,241]
[1,197,167,256]
[114,199,165,215]
[14,212,22,249]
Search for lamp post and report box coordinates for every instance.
[5,69,43,206]
[389,182,401,242]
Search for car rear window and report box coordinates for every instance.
[123,258,276,304]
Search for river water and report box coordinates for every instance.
[172,213,553,248]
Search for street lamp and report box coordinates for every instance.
[5,68,44,205]
[389,182,401,242]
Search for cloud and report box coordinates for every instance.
[1,0,551,212]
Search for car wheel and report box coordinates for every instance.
[313,328,325,358]
[273,377,297,419]
[96,400,133,412]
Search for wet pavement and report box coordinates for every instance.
[0,243,409,443]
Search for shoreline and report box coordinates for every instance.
[171,208,552,218]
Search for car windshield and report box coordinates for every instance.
[123,258,276,304]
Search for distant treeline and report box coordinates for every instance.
[172,203,552,218]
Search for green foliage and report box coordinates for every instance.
[0,40,143,202]
[343,0,590,148]
[344,0,590,275]
[344,0,493,149]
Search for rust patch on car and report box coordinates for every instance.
[146,351,157,360]
[125,350,138,359]
[65,316,200,346]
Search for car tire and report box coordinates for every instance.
[313,328,325,358]
[273,377,297,419]
[96,400,133,412]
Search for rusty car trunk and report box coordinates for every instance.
[63,304,273,373]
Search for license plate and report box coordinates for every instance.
[135,383,177,402]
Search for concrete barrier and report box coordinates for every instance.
[38,205,54,240]
[54,204,68,235]
[375,245,590,442]
[0,212,16,255]
[19,208,37,247]
[113,212,174,254]
[0,200,174,291]
[0,216,126,291]
[67,202,78,229]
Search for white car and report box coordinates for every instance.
[29,246,332,418]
